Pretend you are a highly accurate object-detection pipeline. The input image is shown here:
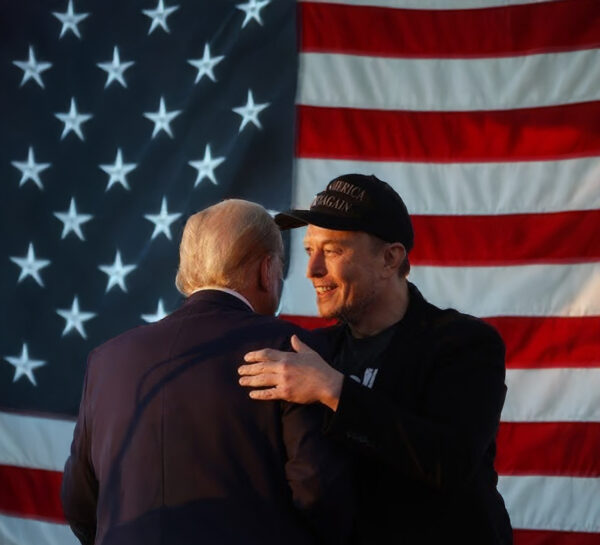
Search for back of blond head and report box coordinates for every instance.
[176,199,283,296]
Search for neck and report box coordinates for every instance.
[192,285,254,311]
[243,285,273,316]
[348,279,409,338]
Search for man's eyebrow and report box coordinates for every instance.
[303,239,350,247]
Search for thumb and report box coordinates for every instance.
[290,334,311,353]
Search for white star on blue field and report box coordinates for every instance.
[2,0,297,415]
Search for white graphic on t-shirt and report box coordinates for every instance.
[349,367,379,389]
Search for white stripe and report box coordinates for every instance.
[299,0,553,9]
[0,412,75,471]
[499,476,600,533]
[0,514,77,545]
[410,263,600,318]
[280,229,600,317]
[294,157,600,215]
[299,50,600,112]
[503,369,600,422]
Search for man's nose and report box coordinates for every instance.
[306,252,326,278]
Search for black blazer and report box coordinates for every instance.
[62,290,354,545]
[321,283,512,544]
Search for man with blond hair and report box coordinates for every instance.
[62,199,354,545]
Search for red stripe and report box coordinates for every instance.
[300,0,600,58]
[1,460,597,532]
[514,529,600,545]
[282,315,600,369]
[411,210,600,266]
[0,465,65,522]
[496,422,600,477]
[485,316,600,369]
[279,314,337,330]
[297,102,600,162]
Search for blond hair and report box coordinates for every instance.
[175,199,283,296]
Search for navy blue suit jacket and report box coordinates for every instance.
[62,290,354,545]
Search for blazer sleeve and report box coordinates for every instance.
[281,401,355,545]
[324,318,507,492]
[61,356,99,545]
[279,328,355,545]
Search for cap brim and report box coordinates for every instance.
[274,209,364,232]
[274,210,310,230]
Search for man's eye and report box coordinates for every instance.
[304,247,312,256]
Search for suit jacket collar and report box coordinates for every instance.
[182,289,255,314]
[400,282,433,336]
[192,286,254,311]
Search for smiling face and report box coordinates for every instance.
[303,225,386,325]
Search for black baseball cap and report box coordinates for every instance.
[275,174,414,251]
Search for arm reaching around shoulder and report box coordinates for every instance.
[239,334,344,411]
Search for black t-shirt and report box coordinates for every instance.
[333,323,397,389]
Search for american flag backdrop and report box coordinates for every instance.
[1,0,298,542]
[1,0,599,544]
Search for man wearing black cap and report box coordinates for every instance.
[239,174,513,544]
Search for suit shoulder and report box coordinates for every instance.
[91,321,151,352]
[425,304,505,354]
[87,318,176,368]
[313,323,344,342]
[249,315,328,355]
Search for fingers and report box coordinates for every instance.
[243,348,284,363]
[238,361,280,376]
[238,373,279,388]
[238,366,285,401]
[248,388,279,401]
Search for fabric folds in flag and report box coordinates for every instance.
[1,1,296,543]
[1,1,599,544]
[279,1,600,544]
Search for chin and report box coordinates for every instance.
[320,300,367,326]
[316,303,342,321]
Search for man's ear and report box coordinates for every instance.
[258,254,272,292]
[382,243,406,277]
